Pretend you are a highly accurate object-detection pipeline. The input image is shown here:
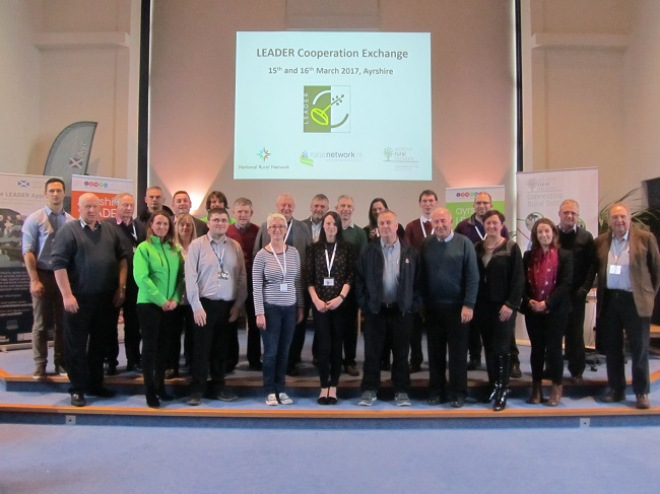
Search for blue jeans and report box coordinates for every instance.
[261,303,296,395]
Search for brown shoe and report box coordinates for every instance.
[636,394,650,410]
[527,381,543,404]
[601,389,625,403]
[546,384,563,407]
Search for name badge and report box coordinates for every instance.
[218,271,230,280]
[323,277,335,287]
[280,283,288,292]
[609,265,622,275]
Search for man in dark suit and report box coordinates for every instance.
[253,193,313,375]
[172,190,208,237]
[103,193,146,373]
[595,203,660,409]
[557,199,596,383]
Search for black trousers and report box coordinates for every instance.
[426,304,469,398]
[409,312,424,367]
[312,303,347,387]
[475,302,517,383]
[169,304,195,371]
[288,292,311,367]
[342,290,359,364]
[564,294,587,378]
[105,279,140,367]
[64,293,115,394]
[225,288,263,370]
[467,318,482,361]
[599,289,651,395]
[361,308,412,393]
[191,298,233,394]
[136,303,172,390]
[525,310,567,384]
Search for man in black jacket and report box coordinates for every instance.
[557,199,596,383]
[103,193,146,374]
[356,210,421,407]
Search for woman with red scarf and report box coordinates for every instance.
[522,218,573,406]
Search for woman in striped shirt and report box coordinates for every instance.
[253,213,304,406]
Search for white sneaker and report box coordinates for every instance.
[278,392,293,405]
[265,393,278,406]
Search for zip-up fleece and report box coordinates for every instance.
[134,235,184,306]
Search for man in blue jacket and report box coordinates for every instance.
[356,210,421,407]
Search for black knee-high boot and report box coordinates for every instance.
[493,353,510,412]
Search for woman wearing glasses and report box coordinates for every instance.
[253,213,304,406]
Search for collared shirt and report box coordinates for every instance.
[21,206,73,270]
[309,217,323,243]
[436,230,455,243]
[381,238,401,304]
[184,233,247,312]
[606,230,632,291]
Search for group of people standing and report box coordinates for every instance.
[22,180,660,411]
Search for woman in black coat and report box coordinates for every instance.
[522,218,573,406]
[474,211,524,412]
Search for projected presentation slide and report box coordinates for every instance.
[234,31,432,181]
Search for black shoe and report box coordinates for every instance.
[601,389,625,403]
[146,392,160,408]
[409,362,422,373]
[467,358,481,371]
[286,365,299,377]
[126,362,142,373]
[157,389,174,401]
[510,363,522,379]
[187,392,202,406]
[206,390,238,402]
[164,368,179,380]
[345,363,360,376]
[105,363,117,376]
[70,393,86,407]
[427,395,442,406]
[249,361,263,371]
[451,395,465,408]
[88,387,116,398]
[317,396,328,405]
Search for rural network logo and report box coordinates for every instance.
[300,151,313,167]
[84,181,109,188]
[257,147,271,162]
[383,147,416,162]
[303,86,350,133]
[455,192,478,198]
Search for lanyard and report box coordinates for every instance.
[325,242,337,277]
[211,239,226,271]
[269,243,287,278]
[474,224,486,241]
[420,218,432,238]
[130,222,137,242]
[283,221,293,243]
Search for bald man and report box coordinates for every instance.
[421,208,479,408]
[52,193,127,407]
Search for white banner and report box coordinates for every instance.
[0,173,53,346]
[516,168,599,251]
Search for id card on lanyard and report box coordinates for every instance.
[270,243,288,291]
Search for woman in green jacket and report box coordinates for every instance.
[134,212,184,408]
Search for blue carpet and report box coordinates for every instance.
[0,424,658,493]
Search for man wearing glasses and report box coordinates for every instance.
[185,208,247,405]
